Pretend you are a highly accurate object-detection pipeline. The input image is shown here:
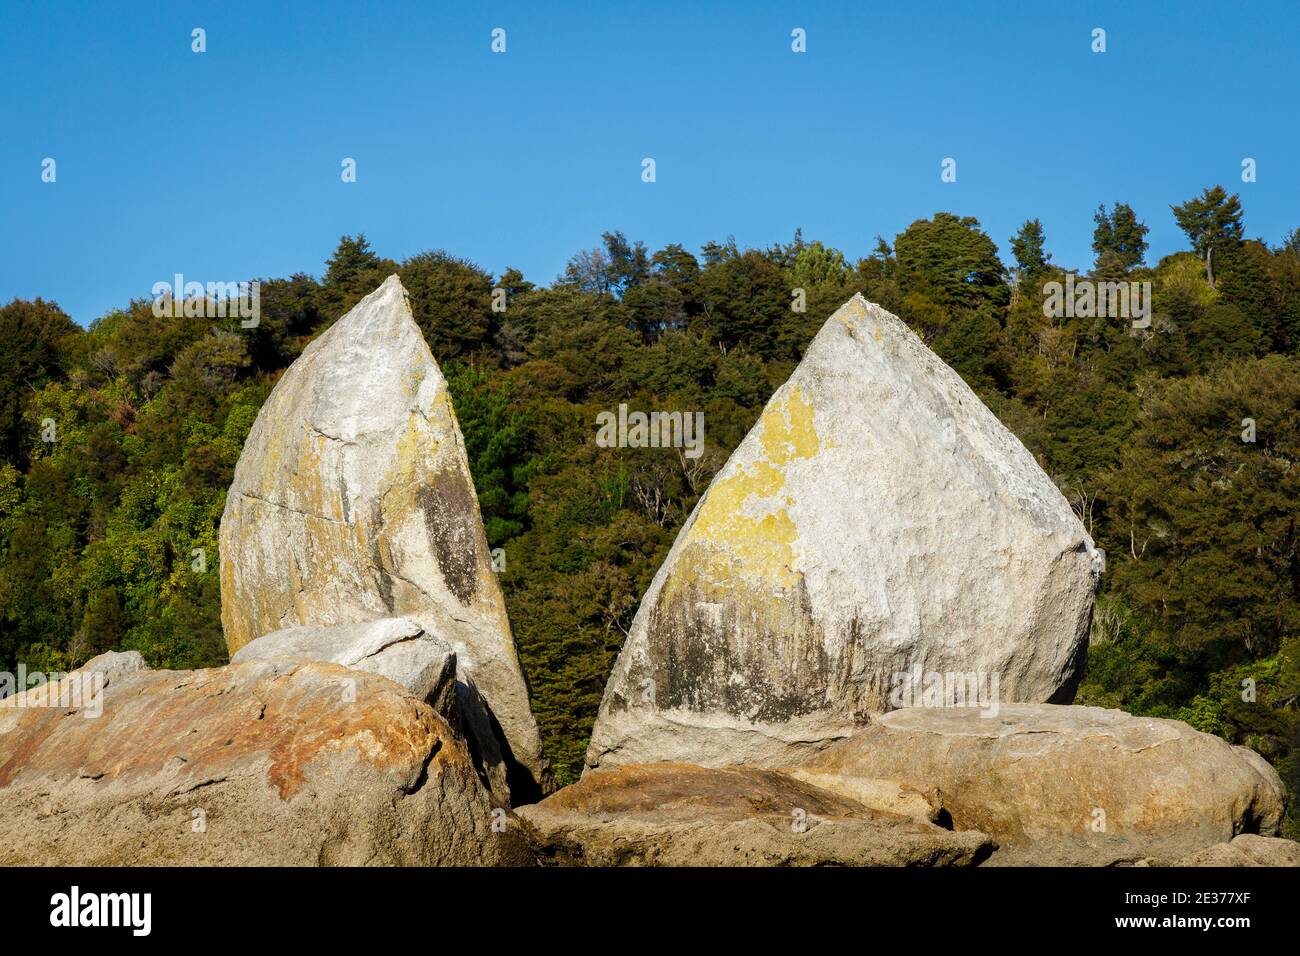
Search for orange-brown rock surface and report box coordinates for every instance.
[0,654,534,865]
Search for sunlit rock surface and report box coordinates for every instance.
[587,294,1101,771]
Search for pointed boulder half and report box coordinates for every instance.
[219,275,549,799]
[586,294,1101,771]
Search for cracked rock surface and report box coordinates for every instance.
[231,617,459,717]
[219,274,549,799]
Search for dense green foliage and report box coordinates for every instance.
[2,190,1298,829]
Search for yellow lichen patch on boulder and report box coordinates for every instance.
[681,384,821,591]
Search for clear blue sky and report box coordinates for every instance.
[2,0,1296,325]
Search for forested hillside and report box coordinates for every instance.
[2,186,1298,827]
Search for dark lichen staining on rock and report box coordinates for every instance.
[644,576,833,723]
[370,538,397,613]
[416,472,481,606]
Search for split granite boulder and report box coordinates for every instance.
[587,294,1102,771]
[794,704,1288,866]
[518,762,991,866]
[0,653,534,866]
[219,274,549,799]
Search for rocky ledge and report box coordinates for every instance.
[0,652,533,866]
[518,762,991,866]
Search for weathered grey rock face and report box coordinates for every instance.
[1175,834,1300,867]
[219,275,549,798]
[232,617,458,715]
[231,617,518,801]
[77,649,148,685]
[587,294,1100,771]
[518,762,991,866]
[795,704,1287,866]
[0,657,535,865]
